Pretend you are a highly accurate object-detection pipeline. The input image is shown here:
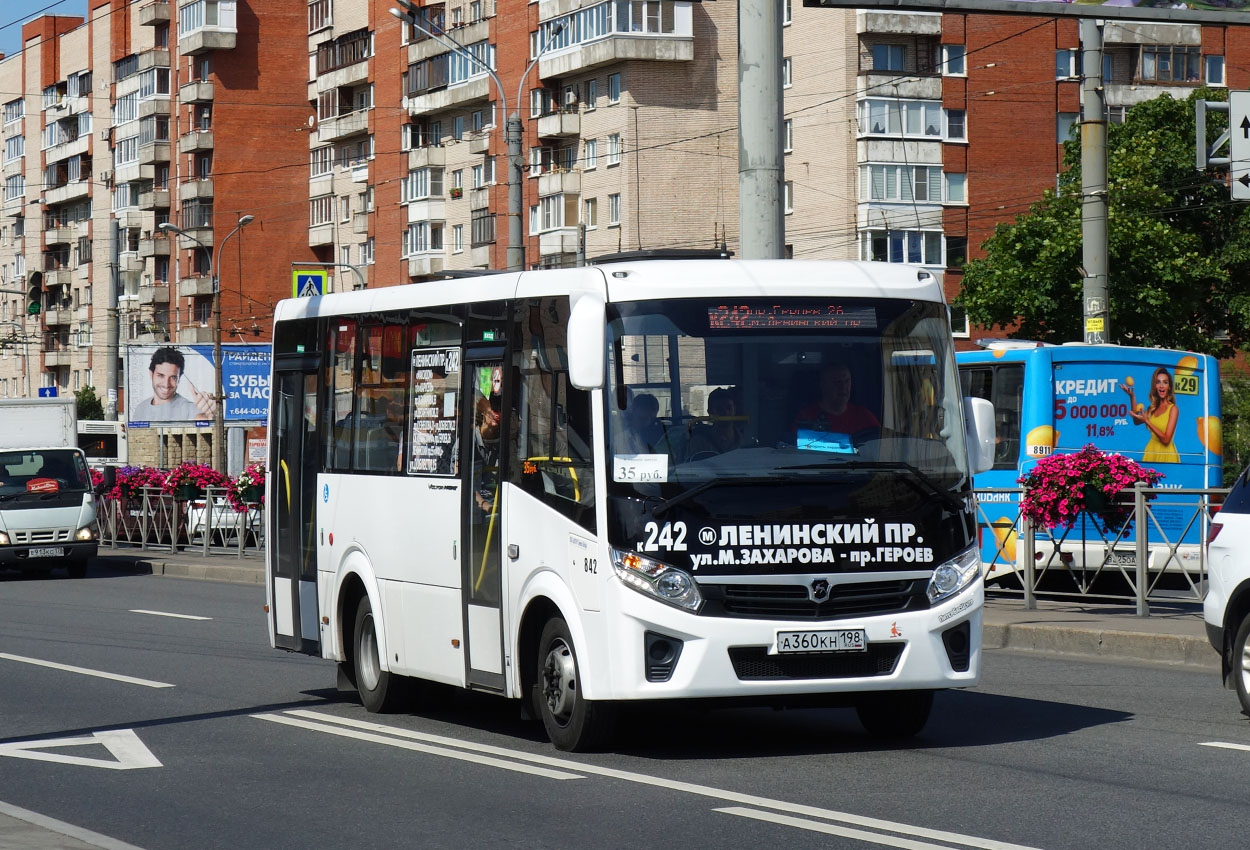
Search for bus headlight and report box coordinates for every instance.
[610,548,703,612]
[927,547,981,605]
[0,531,9,545]
[75,526,97,542]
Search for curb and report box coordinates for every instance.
[984,622,1218,671]
[150,560,266,585]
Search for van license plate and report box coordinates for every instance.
[29,547,64,558]
[774,629,867,654]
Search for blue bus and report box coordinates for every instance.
[956,343,1221,582]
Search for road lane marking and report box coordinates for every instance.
[717,807,979,850]
[0,729,162,770]
[274,710,1043,850]
[253,712,583,780]
[0,653,174,689]
[1199,741,1250,752]
[0,800,149,850]
[129,609,212,621]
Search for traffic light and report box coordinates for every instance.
[26,271,41,316]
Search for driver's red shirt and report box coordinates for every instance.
[793,403,880,434]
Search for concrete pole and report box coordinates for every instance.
[1080,18,1110,344]
[506,114,525,271]
[738,0,786,259]
[105,218,120,420]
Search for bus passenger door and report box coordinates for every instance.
[270,365,321,654]
[461,349,508,692]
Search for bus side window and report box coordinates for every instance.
[512,297,596,533]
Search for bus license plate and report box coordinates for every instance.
[29,547,65,558]
[774,629,867,654]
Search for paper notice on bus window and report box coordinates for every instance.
[614,454,668,483]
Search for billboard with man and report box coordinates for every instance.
[125,344,272,427]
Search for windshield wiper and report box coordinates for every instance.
[650,476,781,518]
[779,460,968,514]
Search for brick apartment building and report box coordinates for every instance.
[0,1,1244,464]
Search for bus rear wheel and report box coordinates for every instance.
[535,617,615,752]
[855,690,934,739]
[352,595,408,713]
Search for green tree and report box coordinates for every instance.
[75,385,104,421]
[957,89,1250,358]
[1223,371,1250,486]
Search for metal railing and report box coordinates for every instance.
[975,484,1228,615]
[98,485,263,558]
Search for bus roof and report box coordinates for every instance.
[956,343,1215,368]
[272,260,945,323]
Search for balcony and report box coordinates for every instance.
[43,308,72,326]
[470,187,491,208]
[139,284,170,305]
[857,73,940,101]
[177,326,213,343]
[313,60,370,97]
[139,188,171,209]
[352,212,369,235]
[406,200,446,223]
[408,146,446,170]
[44,349,73,367]
[45,134,89,163]
[408,20,490,64]
[408,254,444,277]
[178,0,238,55]
[139,1,170,26]
[139,48,172,70]
[538,227,579,257]
[316,109,369,143]
[406,76,490,117]
[308,223,335,247]
[179,131,213,154]
[116,210,143,229]
[45,225,76,246]
[176,227,213,250]
[139,97,171,118]
[468,132,491,154]
[177,275,214,297]
[139,141,172,165]
[120,254,145,273]
[856,9,942,36]
[471,245,492,267]
[180,179,214,201]
[45,269,74,287]
[538,170,580,197]
[179,80,214,103]
[139,237,172,257]
[537,110,580,139]
[537,1,694,78]
[45,181,90,206]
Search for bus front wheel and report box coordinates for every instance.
[535,617,615,752]
[855,690,934,739]
[352,595,407,713]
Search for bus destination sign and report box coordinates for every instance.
[708,304,877,330]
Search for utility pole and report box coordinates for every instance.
[738,0,786,259]
[105,218,120,420]
[1079,19,1110,345]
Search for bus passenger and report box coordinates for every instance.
[686,388,746,458]
[620,392,662,454]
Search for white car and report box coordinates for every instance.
[1204,464,1250,715]
[186,496,262,544]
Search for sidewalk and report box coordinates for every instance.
[89,547,1220,672]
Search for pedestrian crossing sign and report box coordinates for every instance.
[292,270,327,298]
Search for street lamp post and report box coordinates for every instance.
[158,214,254,473]
[389,1,563,272]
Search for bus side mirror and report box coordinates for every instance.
[963,397,995,475]
[567,294,605,390]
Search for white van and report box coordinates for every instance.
[1204,464,1250,715]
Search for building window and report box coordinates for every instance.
[942,44,966,76]
[471,207,495,246]
[1139,45,1200,83]
[783,119,792,153]
[859,99,942,138]
[1206,55,1225,86]
[584,138,597,170]
[584,79,597,110]
[311,146,333,177]
[606,133,621,166]
[871,43,905,72]
[453,224,464,253]
[608,73,621,104]
[784,181,793,214]
[608,193,621,226]
[583,197,597,229]
[783,0,792,25]
[310,195,333,226]
[945,172,967,204]
[945,235,967,268]
[782,58,792,89]
[945,109,966,141]
[1055,48,1078,80]
[860,229,943,265]
[1057,112,1078,143]
[860,164,942,203]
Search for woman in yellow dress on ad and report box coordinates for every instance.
[1119,367,1179,463]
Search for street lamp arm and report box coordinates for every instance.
[516,21,567,123]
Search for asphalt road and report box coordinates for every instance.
[2,568,1248,850]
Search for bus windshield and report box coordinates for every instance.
[604,297,971,556]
